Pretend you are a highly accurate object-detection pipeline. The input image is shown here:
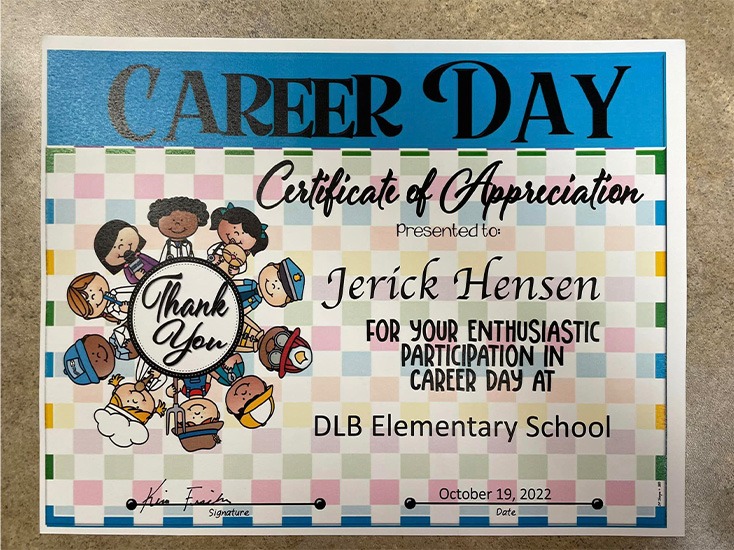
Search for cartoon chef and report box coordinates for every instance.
[94,374,166,448]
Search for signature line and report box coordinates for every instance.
[126,498,326,510]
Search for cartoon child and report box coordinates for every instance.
[207,203,268,276]
[166,373,213,399]
[94,219,158,284]
[225,375,275,429]
[110,325,139,361]
[166,387,223,452]
[258,326,313,378]
[211,353,247,386]
[94,374,166,448]
[63,334,116,384]
[237,257,305,316]
[234,315,264,354]
[180,397,221,427]
[67,271,133,324]
[135,359,168,391]
[171,397,224,452]
[147,196,209,261]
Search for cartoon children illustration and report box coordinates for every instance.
[180,396,221,426]
[63,334,116,385]
[94,373,166,448]
[171,397,224,452]
[135,359,168,391]
[166,373,213,399]
[225,375,275,429]
[237,257,304,316]
[208,353,247,386]
[166,381,223,452]
[110,325,139,361]
[94,220,158,284]
[67,271,133,323]
[220,243,248,274]
[258,326,313,378]
[207,203,268,276]
[147,196,210,261]
[234,315,265,354]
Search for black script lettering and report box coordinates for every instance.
[141,274,183,315]
[138,479,170,512]
[153,319,228,366]
[183,485,232,512]
[436,164,642,221]
[141,274,229,323]
[257,160,399,217]
[439,161,503,216]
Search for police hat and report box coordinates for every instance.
[278,257,305,302]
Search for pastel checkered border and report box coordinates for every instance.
[43,147,668,529]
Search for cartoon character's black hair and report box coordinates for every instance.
[147,196,210,227]
[94,220,147,275]
[210,205,269,256]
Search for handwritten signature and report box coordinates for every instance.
[139,479,232,512]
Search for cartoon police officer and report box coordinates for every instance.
[236,257,305,316]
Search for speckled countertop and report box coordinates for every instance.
[2,1,733,548]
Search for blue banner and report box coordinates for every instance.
[47,50,665,149]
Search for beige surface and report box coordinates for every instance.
[2,0,732,548]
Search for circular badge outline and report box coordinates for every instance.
[127,257,245,378]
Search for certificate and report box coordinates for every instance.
[41,37,685,535]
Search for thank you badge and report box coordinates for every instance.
[129,258,244,377]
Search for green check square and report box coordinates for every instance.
[342,301,371,326]
[519,454,548,479]
[459,454,489,478]
[577,455,607,479]
[342,454,371,479]
[637,455,655,480]
[164,455,194,479]
[401,454,429,478]
[223,454,253,479]
[283,454,313,479]
[105,455,134,479]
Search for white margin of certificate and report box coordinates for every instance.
[39,37,686,537]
